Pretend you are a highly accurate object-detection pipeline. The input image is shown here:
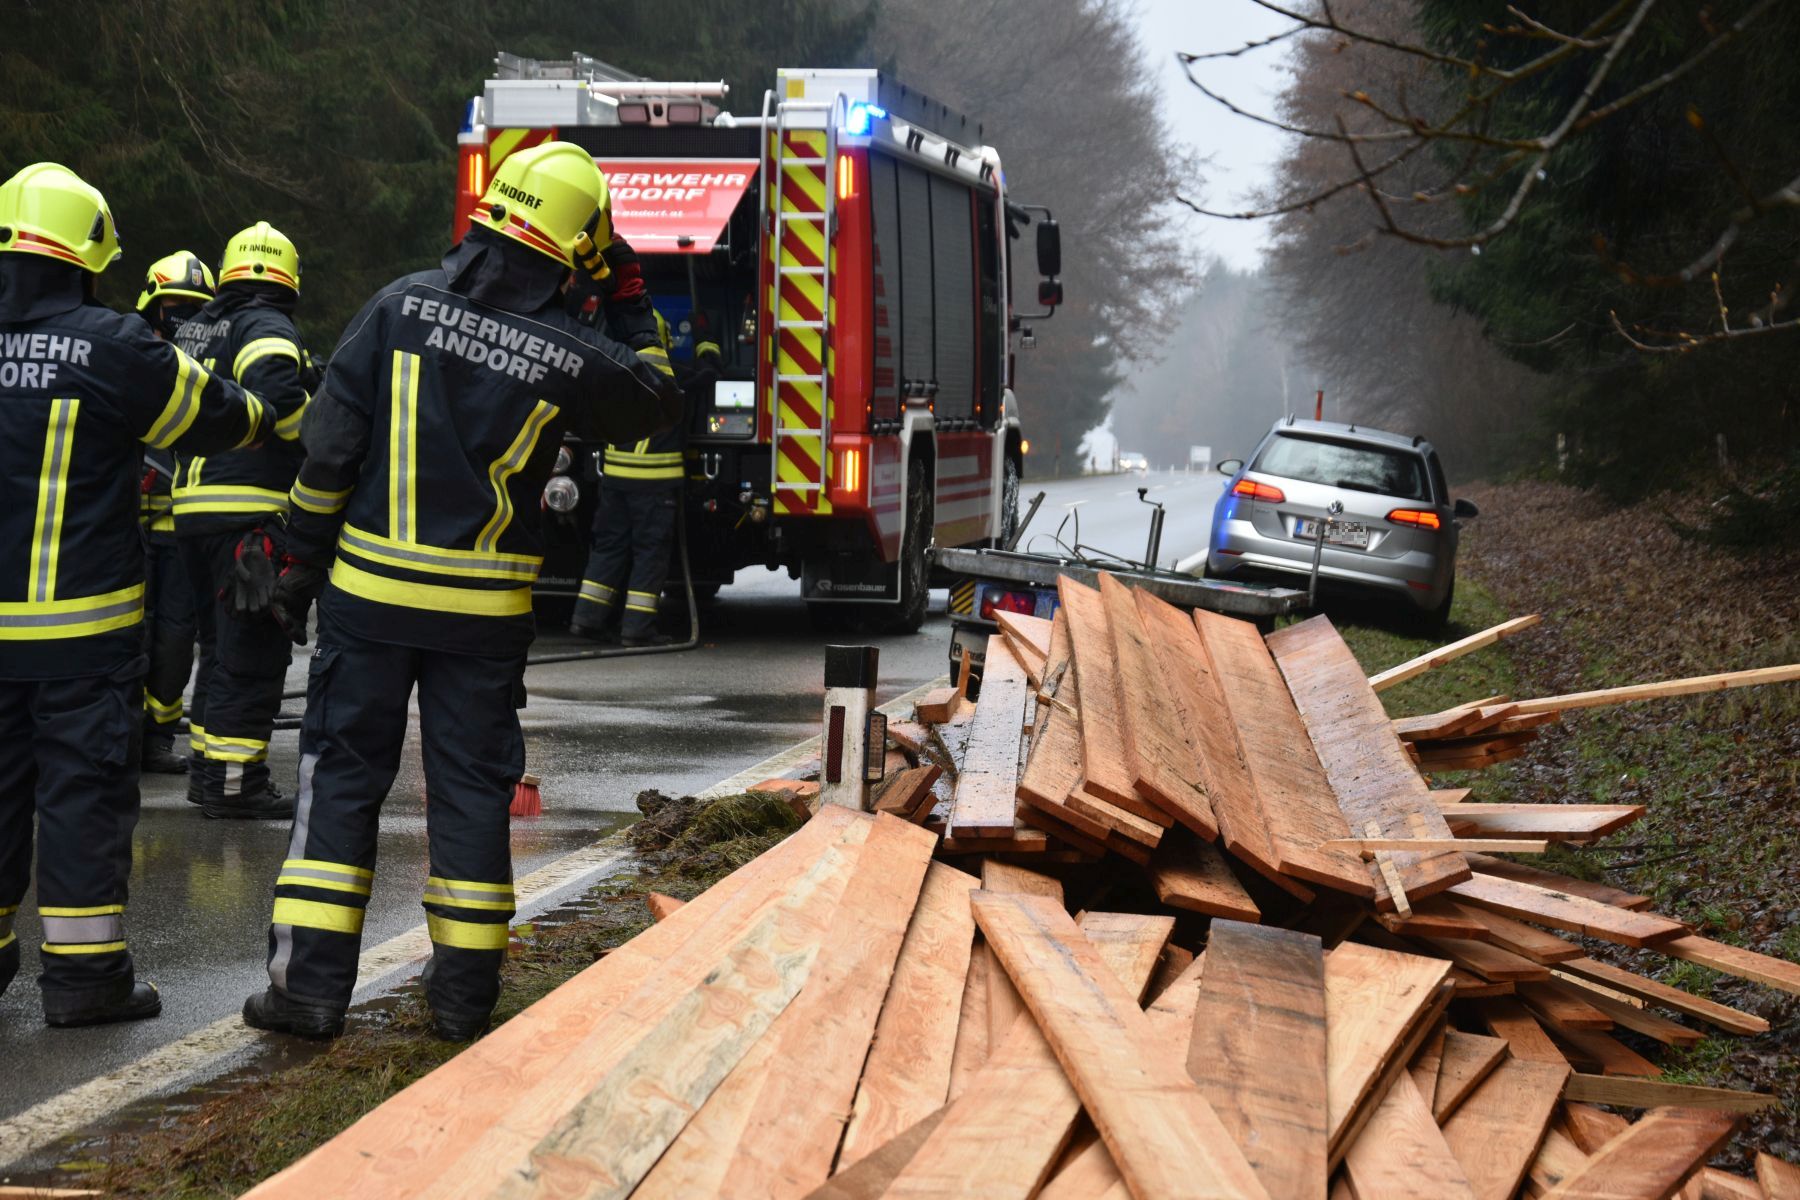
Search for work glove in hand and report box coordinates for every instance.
[230,529,279,616]
[269,560,328,646]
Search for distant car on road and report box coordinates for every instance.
[1119,451,1149,473]
[1204,418,1477,625]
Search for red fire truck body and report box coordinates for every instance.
[455,55,1060,627]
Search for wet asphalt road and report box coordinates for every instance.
[0,468,1221,1127]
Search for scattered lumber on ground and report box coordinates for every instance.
[244,574,1800,1200]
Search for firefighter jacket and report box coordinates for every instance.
[172,284,311,535]
[285,229,683,656]
[140,448,177,538]
[0,256,270,680]
[601,334,707,490]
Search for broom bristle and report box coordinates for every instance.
[509,774,542,817]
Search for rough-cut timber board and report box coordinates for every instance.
[1438,804,1644,841]
[1017,632,1085,814]
[874,765,945,823]
[1441,1057,1571,1200]
[950,636,1032,838]
[995,609,1055,661]
[1546,978,1704,1047]
[837,862,980,1170]
[884,911,1173,1200]
[1323,941,1454,1163]
[1541,1107,1740,1200]
[1195,609,1371,897]
[242,807,871,1200]
[1188,921,1329,1200]
[1067,786,1169,845]
[1343,1071,1477,1200]
[1464,854,1653,910]
[718,815,939,1198]
[645,892,685,922]
[937,825,1053,855]
[1016,794,1112,856]
[1441,900,1583,964]
[1393,704,1510,742]
[804,1111,948,1200]
[1699,1166,1766,1199]
[1447,874,1688,948]
[1099,573,1218,838]
[1136,592,1314,901]
[1528,1126,1592,1194]
[1661,934,1800,997]
[980,861,1065,1051]
[1269,615,1470,910]
[1516,979,1615,1031]
[1380,899,1494,942]
[1554,1027,1660,1077]
[1472,997,1567,1064]
[1368,615,1543,692]
[1409,1022,1448,1110]
[948,936,990,1102]
[1150,831,1261,921]
[491,886,833,1200]
[1421,937,1552,983]
[971,892,1271,1200]
[1556,957,1769,1036]
[1058,576,1147,813]
[1510,664,1800,714]
[1431,1032,1509,1124]
[1563,1075,1781,1112]
[1758,1152,1800,1198]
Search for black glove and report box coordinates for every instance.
[269,560,328,646]
[230,528,279,616]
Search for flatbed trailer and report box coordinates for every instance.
[934,544,1307,677]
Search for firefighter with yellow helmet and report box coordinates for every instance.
[242,141,681,1040]
[172,221,313,819]
[134,251,215,773]
[0,163,270,1023]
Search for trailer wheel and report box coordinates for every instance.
[874,462,933,633]
[998,454,1022,549]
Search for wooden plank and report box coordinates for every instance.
[980,861,1064,1051]
[1150,831,1261,921]
[971,892,1271,1199]
[804,1111,947,1200]
[1443,901,1584,964]
[1016,795,1114,858]
[1323,941,1454,1163]
[838,862,979,1169]
[1448,968,1514,998]
[1018,621,1085,813]
[1661,934,1800,997]
[1440,1057,1571,1200]
[1431,1032,1509,1124]
[1541,1107,1739,1200]
[1067,785,1170,845]
[1149,943,1197,1002]
[717,816,939,1198]
[1555,957,1768,1036]
[1553,1027,1662,1077]
[645,892,686,922]
[1189,921,1329,1200]
[1269,614,1470,909]
[1344,1071,1477,1200]
[1329,836,1550,855]
[1058,575,1143,811]
[1421,937,1552,982]
[1409,1021,1448,1111]
[1564,1075,1781,1112]
[243,807,872,1200]
[1464,854,1654,910]
[1472,997,1568,1064]
[995,609,1055,660]
[1369,615,1543,692]
[1546,977,1705,1047]
[1700,1166,1767,1199]
[949,636,1031,838]
[1510,664,1800,714]
[874,765,945,823]
[1196,609,1371,897]
[1758,1153,1800,1199]
[1528,1126,1593,1195]
[885,911,1173,1200]
[1099,573,1218,837]
[938,825,1053,855]
[1393,704,1509,742]
[1380,899,1495,942]
[948,935,990,1102]
[492,887,833,1200]
[1448,874,1688,949]
[1517,980,1616,1031]
[1563,1103,1630,1153]
[1439,804,1644,842]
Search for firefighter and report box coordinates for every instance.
[0,163,270,1020]
[134,251,216,773]
[172,222,311,819]
[569,317,715,646]
[241,141,681,1041]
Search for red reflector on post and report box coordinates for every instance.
[1386,508,1442,530]
[1231,478,1286,503]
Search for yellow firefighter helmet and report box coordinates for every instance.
[136,250,217,312]
[469,141,613,272]
[0,162,122,274]
[219,221,300,293]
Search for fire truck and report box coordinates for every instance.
[454,54,1063,630]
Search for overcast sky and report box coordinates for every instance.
[1133,0,1299,271]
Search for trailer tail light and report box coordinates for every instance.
[836,152,856,201]
[840,448,863,494]
[1231,478,1286,503]
[1387,508,1442,530]
[979,588,1037,620]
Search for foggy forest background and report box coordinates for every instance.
[3,0,1796,511]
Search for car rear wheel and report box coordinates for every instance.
[1413,578,1454,634]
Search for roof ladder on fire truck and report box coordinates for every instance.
[765,90,842,516]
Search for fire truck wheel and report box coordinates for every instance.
[999,454,1022,548]
[877,462,934,633]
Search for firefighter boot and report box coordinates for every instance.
[141,732,189,774]
[420,960,490,1043]
[242,986,346,1041]
[44,980,162,1028]
[202,777,290,821]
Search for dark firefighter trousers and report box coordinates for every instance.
[142,534,196,741]
[571,484,678,638]
[181,528,292,801]
[0,656,146,1003]
[266,614,525,1021]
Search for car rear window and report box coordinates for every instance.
[1252,434,1430,501]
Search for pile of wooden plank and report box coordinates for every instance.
[244,573,1800,1200]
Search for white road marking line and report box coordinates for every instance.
[0,677,947,1170]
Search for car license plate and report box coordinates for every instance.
[1295,518,1369,549]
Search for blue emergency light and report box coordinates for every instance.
[845,102,887,136]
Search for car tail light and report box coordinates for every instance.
[1387,508,1442,530]
[980,588,1037,620]
[1231,478,1286,503]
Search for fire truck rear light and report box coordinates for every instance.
[1231,478,1286,503]
[980,588,1036,620]
[840,448,863,493]
[1386,508,1441,530]
[467,154,485,197]
[836,153,855,201]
